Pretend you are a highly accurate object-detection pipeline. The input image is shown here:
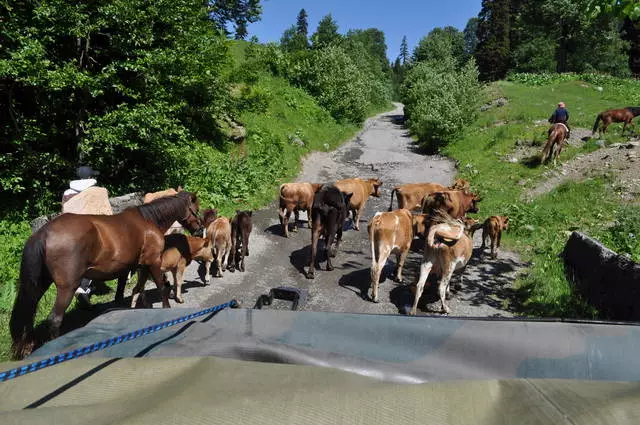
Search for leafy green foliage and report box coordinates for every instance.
[311,14,342,49]
[413,27,467,66]
[476,0,511,81]
[288,47,370,123]
[402,50,481,149]
[1,0,232,215]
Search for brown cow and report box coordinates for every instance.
[480,216,509,259]
[422,190,481,218]
[367,209,428,303]
[409,212,473,315]
[279,182,323,238]
[159,234,212,304]
[334,178,382,231]
[205,216,232,279]
[388,179,470,211]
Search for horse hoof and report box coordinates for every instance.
[240,266,245,272]
[306,271,315,279]
[175,297,185,304]
[408,309,417,316]
[327,265,334,271]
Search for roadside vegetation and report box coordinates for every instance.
[446,75,640,317]
[0,3,392,360]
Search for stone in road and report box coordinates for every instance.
[134,103,524,316]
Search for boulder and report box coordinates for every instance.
[62,187,113,215]
[110,192,144,214]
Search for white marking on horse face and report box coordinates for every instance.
[374,212,382,218]
[202,228,207,239]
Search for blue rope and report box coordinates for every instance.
[0,299,238,383]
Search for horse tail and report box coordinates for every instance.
[10,231,49,360]
[388,188,397,212]
[592,113,602,135]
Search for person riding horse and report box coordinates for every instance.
[548,102,570,140]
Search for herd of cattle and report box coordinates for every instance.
[145,176,508,315]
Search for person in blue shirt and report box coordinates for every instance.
[548,101,570,139]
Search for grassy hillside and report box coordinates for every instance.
[446,75,640,318]
[0,42,392,361]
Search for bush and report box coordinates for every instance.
[402,59,481,148]
[288,47,370,124]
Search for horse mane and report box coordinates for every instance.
[137,192,191,229]
[626,107,640,117]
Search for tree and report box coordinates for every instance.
[296,9,309,36]
[399,35,410,64]
[586,0,640,20]
[344,28,391,74]
[311,14,342,49]
[414,27,466,67]
[209,0,263,38]
[235,18,248,39]
[475,0,511,81]
[280,25,308,52]
[623,17,640,74]
[463,18,480,57]
[1,0,232,212]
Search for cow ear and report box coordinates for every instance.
[503,216,509,223]
[177,186,183,192]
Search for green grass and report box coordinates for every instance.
[445,77,640,318]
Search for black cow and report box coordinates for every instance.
[229,210,252,272]
[307,185,353,279]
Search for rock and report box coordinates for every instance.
[595,140,606,148]
[495,97,509,107]
[508,157,519,163]
[609,143,621,149]
[596,86,603,92]
[62,186,113,215]
[110,192,144,214]
[524,225,535,232]
[626,141,639,149]
[218,115,246,143]
[30,214,59,234]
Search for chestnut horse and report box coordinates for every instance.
[541,123,568,165]
[10,191,202,360]
[592,107,640,135]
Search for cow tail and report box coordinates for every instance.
[592,114,602,135]
[388,189,397,212]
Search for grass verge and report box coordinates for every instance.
[445,78,639,318]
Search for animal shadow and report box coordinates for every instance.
[521,155,542,168]
[339,268,371,300]
[290,244,321,276]
[389,275,441,315]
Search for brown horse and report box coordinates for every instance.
[10,191,202,360]
[592,107,640,135]
[541,123,568,165]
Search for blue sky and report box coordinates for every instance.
[248,0,482,61]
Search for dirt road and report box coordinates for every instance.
[134,103,524,316]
